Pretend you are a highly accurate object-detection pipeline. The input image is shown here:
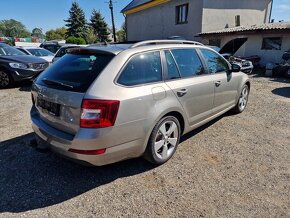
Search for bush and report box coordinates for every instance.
[66,36,86,45]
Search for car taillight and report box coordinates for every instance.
[80,99,120,128]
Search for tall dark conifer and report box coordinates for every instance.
[64,2,87,38]
[90,9,110,42]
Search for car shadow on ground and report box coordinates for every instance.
[0,112,229,213]
[18,81,32,92]
[0,81,32,92]
[0,133,156,213]
[180,114,225,143]
[18,84,32,92]
[272,87,290,98]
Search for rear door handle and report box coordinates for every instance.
[177,89,188,97]
[215,81,221,87]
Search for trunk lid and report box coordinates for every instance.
[32,83,84,135]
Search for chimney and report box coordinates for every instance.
[235,15,241,27]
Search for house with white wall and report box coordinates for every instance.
[199,22,290,66]
[121,0,273,41]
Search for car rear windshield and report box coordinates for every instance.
[36,53,114,92]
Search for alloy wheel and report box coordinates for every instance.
[238,86,249,111]
[0,71,10,87]
[154,120,179,160]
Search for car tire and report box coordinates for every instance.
[143,116,181,165]
[0,69,13,88]
[232,84,249,114]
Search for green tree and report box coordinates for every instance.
[31,28,44,38]
[45,27,67,40]
[85,27,98,44]
[64,1,87,38]
[116,22,126,42]
[89,9,110,42]
[66,36,86,45]
[0,19,30,37]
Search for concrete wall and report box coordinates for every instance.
[125,0,273,41]
[208,33,290,66]
[126,0,203,41]
[202,0,273,32]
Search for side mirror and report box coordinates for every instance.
[231,63,241,72]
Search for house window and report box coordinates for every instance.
[176,4,188,24]
[262,37,282,50]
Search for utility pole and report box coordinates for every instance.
[108,0,117,42]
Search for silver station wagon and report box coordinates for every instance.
[30,40,250,166]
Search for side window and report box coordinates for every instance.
[44,45,58,53]
[19,48,28,55]
[165,50,180,80]
[118,51,162,86]
[170,49,204,78]
[200,49,229,74]
[56,48,65,57]
[0,48,5,55]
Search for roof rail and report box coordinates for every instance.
[130,40,203,48]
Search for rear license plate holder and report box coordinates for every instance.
[37,98,60,117]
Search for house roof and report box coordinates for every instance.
[121,0,170,14]
[199,22,290,36]
[121,0,152,13]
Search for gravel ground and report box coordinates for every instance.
[0,76,289,218]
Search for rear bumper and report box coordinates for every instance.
[31,109,146,166]
[33,130,143,166]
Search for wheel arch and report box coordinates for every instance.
[235,77,251,103]
[245,80,251,91]
[0,65,9,71]
[161,111,185,135]
[141,108,188,156]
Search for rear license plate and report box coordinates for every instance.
[37,98,60,116]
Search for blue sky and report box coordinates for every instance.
[0,0,289,33]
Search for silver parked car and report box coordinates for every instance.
[30,40,250,166]
[15,47,54,64]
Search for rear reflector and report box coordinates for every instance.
[68,148,106,155]
[80,99,120,128]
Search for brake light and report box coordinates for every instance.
[80,99,120,128]
[68,148,106,155]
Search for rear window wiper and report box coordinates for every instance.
[42,78,74,89]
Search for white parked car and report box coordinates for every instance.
[52,45,87,63]
[15,47,54,64]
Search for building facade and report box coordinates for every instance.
[199,22,290,66]
[122,0,273,41]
